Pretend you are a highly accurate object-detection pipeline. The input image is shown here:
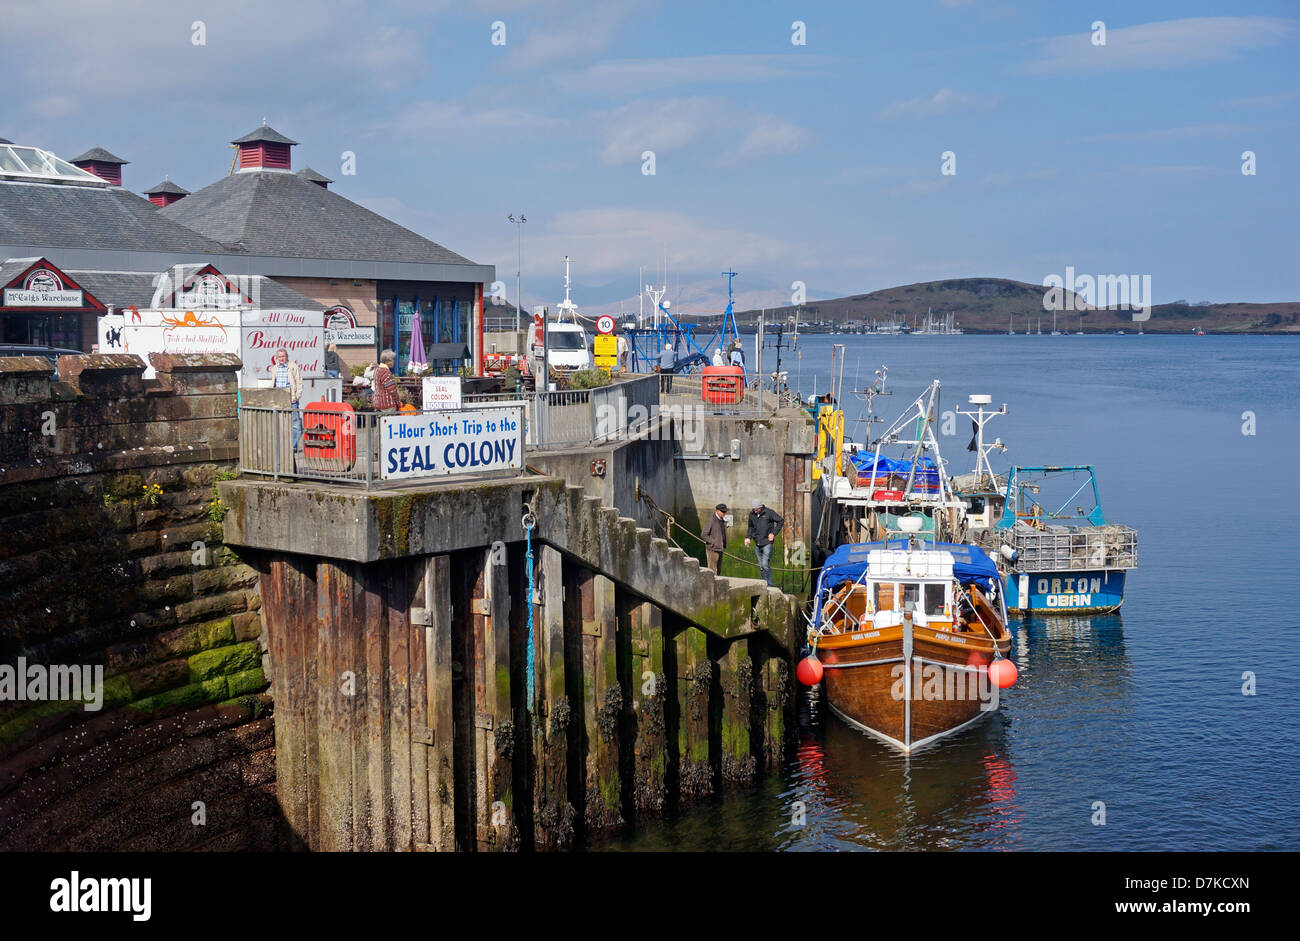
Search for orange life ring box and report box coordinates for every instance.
[701,364,744,404]
[302,400,357,472]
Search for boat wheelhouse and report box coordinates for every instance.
[817,380,969,547]
[809,538,1013,753]
[969,465,1137,614]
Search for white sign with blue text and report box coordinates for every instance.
[380,407,524,480]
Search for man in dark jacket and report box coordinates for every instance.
[744,501,784,586]
[703,504,728,574]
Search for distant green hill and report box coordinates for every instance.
[733,278,1300,334]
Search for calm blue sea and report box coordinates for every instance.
[595,334,1300,851]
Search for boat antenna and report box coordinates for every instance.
[556,255,578,323]
[954,394,1008,489]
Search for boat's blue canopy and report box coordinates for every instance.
[848,452,940,487]
[820,540,1000,592]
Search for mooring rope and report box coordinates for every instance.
[636,490,820,584]
[522,504,537,710]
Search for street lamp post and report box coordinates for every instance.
[507,213,526,337]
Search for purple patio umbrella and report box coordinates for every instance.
[408,302,428,373]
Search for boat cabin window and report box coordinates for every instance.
[874,582,896,611]
[924,583,946,616]
[900,583,920,614]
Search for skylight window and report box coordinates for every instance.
[0,145,107,184]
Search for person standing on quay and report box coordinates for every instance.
[745,501,784,586]
[703,503,729,574]
[323,342,341,379]
[272,348,304,451]
[372,349,400,413]
[657,342,677,392]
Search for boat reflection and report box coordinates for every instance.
[783,613,1131,849]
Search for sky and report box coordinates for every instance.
[1,0,1297,313]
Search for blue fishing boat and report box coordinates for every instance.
[973,465,1137,615]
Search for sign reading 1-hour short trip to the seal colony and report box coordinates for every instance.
[596,315,615,335]
[380,406,524,480]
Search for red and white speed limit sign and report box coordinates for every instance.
[596,315,615,335]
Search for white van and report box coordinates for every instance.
[527,318,591,376]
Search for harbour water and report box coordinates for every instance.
[593,334,1300,851]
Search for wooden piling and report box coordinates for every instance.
[532,545,572,849]
[629,601,666,813]
[583,573,623,830]
[675,625,712,802]
[423,554,456,851]
[720,638,756,785]
[469,547,516,850]
[763,656,792,772]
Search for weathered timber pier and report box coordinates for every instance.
[0,352,814,851]
[220,472,802,850]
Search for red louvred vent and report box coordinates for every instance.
[77,161,122,185]
[238,142,292,170]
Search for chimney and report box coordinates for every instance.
[231,121,298,171]
[143,178,190,207]
[297,167,334,189]
[70,147,129,186]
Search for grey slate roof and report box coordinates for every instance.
[297,167,334,184]
[70,147,129,165]
[160,169,477,265]
[143,179,190,196]
[30,267,324,311]
[0,256,41,286]
[0,179,227,253]
[231,124,298,146]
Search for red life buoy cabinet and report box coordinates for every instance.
[302,400,357,472]
[702,365,744,404]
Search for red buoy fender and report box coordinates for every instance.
[989,658,1018,689]
[796,656,824,686]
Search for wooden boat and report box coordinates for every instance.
[809,538,1013,753]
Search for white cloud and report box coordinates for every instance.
[597,97,809,165]
[879,88,998,120]
[509,1,640,70]
[599,97,723,164]
[1086,121,1284,143]
[0,0,444,114]
[734,116,809,159]
[369,100,562,140]
[1025,16,1298,74]
[556,54,833,95]
[1224,90,1300,109]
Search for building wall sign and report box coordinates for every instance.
[323,304,376,345]
[380,407,523,480]
[4,268,83,307]
[178,272,242,309]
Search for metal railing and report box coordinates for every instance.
[240,405,383,486]
[656,370,799,414]
[976,522,1138,571]
[531,374,661,449]
[239,374,666,484]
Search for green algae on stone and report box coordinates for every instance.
[186,640,261,682]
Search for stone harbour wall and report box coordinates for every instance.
[0,352,281,851]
